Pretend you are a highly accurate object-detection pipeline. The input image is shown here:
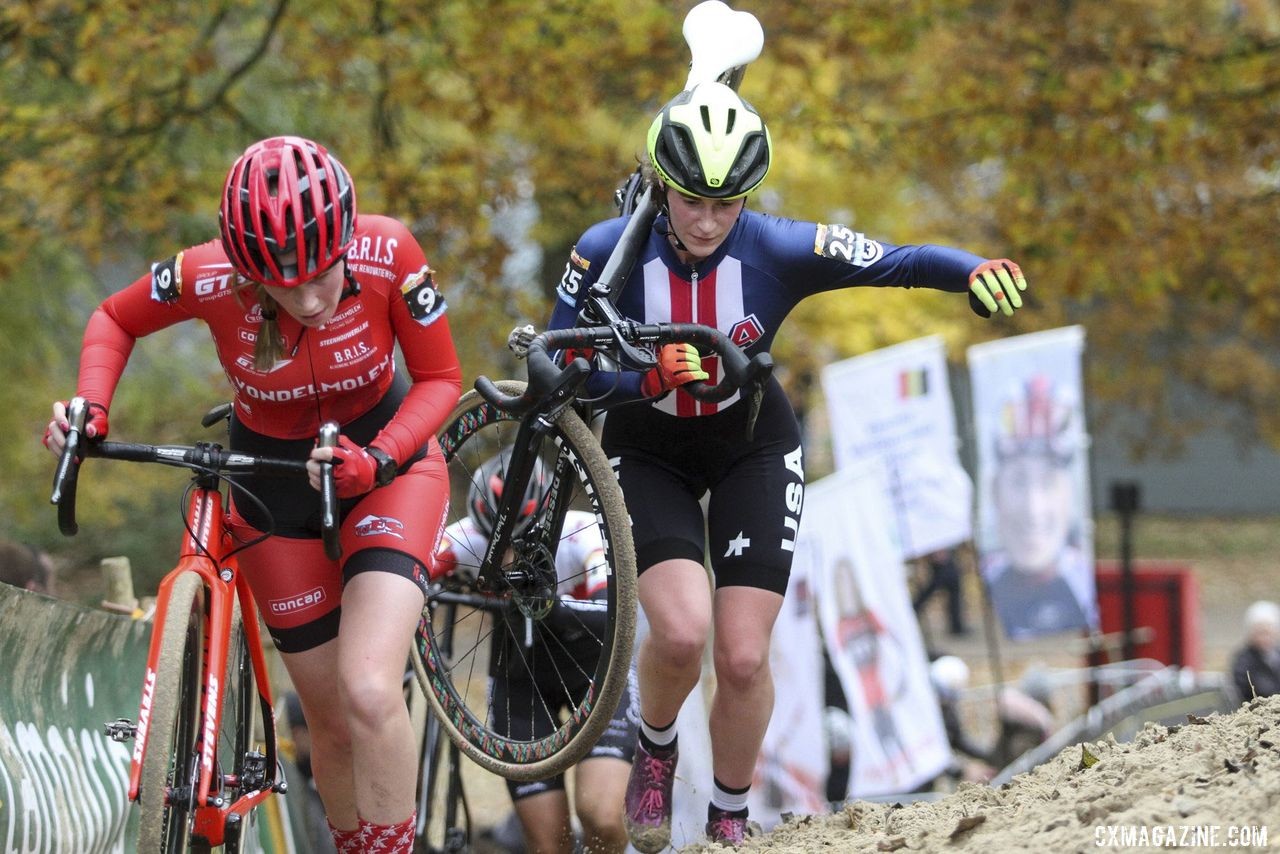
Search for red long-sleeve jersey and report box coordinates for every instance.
[75,214,461,462]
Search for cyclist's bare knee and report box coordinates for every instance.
[339,673,405,735]
[713,643,771,693]
[643,627,706,672]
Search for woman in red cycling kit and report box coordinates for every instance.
[44,136,461,853]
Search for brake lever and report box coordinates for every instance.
[609,322,658,372]
[318,422,342,561]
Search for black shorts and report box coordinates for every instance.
[492,654,638,801]
[601,377,804,595]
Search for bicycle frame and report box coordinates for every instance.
[466,320,772,599]
[464,415,568,597]
[126,480,281,846]
[53,398,340,849]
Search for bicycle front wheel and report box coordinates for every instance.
[138,571,206,853]
[415,382,637,781]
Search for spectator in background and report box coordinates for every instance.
[927,656,996,785]
[1231,600,1280,701]
[912,547,969,637]
[0,539,56,594]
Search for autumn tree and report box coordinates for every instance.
[4,0,1279,591]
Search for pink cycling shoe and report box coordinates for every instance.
[623,741,679,853]
[705,809,760,848]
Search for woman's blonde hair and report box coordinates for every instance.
[235,281,286,371]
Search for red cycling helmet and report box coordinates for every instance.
[219,136,357,287]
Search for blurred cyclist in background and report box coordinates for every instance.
[435,448,637,854]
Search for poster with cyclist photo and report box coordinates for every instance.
[967,326,1099,641]
[803,462,951,797]
[821,335,973,559]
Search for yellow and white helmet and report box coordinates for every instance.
[646,82,771,199]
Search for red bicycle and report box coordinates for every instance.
[50,397,341,853]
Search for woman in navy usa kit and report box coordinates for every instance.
[546,82,1029,849]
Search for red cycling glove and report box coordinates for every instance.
[329,435,381,498]
[641,343,709,397]
[43,400,109,451]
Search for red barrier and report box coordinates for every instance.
[1091,561,1201,670]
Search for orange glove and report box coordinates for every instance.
[641,342,709,397]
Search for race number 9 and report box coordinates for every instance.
[150,254,182,303]
[401,266,445,322]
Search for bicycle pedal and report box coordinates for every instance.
[104,718,137,742]
[507,323,536,358]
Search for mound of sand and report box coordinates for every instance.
[680,695,1280,852]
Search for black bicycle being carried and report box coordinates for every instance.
[414,317,768,783]
[406,3,771,843]
[410,309,773,788]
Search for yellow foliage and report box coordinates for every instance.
[6,0,1280,568]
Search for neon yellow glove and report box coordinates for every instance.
[641,342,709,397]
[968,259,1028,317]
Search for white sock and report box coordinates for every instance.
[640,716,678,750]
[710,778,750,815]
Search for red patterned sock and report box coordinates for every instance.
[358,812,416,853]
[327,819,363,854]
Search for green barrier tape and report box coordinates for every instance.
[0,583,148,852]
[0,583,305,853]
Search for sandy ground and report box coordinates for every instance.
[677,694,1280,853]
[447,545,1274,853]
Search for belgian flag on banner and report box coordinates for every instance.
[898,367,928,400]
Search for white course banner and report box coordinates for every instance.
[820,335,972,559]
[748,550,828,827]
[967,325,1098,641]
[803,463,951,798]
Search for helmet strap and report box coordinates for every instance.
[653,184,690,252]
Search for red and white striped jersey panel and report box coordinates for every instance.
[642,256,743,417]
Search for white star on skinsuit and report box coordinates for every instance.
[725,532,751,558]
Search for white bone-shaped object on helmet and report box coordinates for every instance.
[682,1,764,91]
